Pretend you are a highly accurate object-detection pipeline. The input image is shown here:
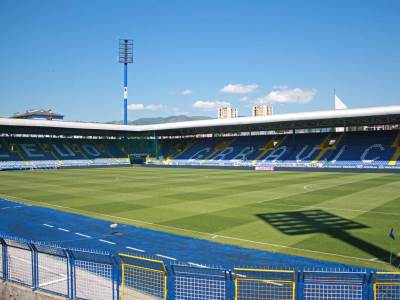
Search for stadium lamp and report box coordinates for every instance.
[118,39,133,125]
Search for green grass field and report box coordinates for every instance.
[1,167,399,269]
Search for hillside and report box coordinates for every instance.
[109,115,213,125]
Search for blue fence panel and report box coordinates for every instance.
[303,271,367,300]
[69,249,116,300]
[35,243,70,297]
[4,239,33,287]
[374,272,400,300]
[0,240,3,280]
[172,264,228,300]
[1,234,400,300]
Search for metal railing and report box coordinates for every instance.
[0,235,398,300]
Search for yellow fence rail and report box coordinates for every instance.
[120,253,167,300]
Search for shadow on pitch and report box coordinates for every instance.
[257,209,396,265]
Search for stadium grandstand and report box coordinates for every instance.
[1,104,400,171]
[1,105,400,300]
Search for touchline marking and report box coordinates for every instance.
[126,246,145,252]
[98,239,116,245]
[75,232,91,238]
[57,227,70,232]
[156,254,176,261]
[43,224,54,228]
[0,194,386,264]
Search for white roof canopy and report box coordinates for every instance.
[0,105,399,136]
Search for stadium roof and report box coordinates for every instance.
[11,109,64,120]
[0,105,399,136]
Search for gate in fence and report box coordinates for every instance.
[0,236,399,300]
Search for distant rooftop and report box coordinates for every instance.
[11,109,64,120]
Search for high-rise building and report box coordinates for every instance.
[252,105,273,117]
[218,107,238,119]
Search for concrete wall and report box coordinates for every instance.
[0,282,65,300]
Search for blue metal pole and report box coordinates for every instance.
[123,63,128,125]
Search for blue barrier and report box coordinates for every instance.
[0,234,398,299]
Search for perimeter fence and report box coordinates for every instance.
[0,235,399,300]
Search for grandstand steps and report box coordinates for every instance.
[202,138,237,161]
[252,135,287,163]
[388,131,400,166]
[68,141,89,159]
[38,141,60,161]
[388,148,400,166]
[97,143,114,159]
[165,143,179,159]
[312,133,344,164]
[173,141,195,159]
[119,144,129,156]
[391,130,400,147]
[1,138,27,161]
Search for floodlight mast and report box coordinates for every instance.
[118,39,133,125]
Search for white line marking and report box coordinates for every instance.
[1,207,10,210]
[188,262,208,268]
[369,258,379,262]
[98,239,115,245]
[303,185,312,191]
[39,277,68,288]
[57,227,70,232]
[211,235,218,239]
[156,254,176,261]
[75,232,91,238]
[1,194,387,264]
[126,246,145,253]
[257,199,276,204]
[43,224,54,228]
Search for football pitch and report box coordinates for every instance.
[1,167,399,269]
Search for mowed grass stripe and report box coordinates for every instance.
[0,167,399,269]
[160,174,394,231]
[129,173,373,223]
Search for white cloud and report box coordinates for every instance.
[257,86,317,104]
[193,100,231,111]
[182,89,193,96]
[240,96,249,102]
[128,103,164,111]
[221,83,258,94]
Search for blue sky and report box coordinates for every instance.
[0,0,399,121]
